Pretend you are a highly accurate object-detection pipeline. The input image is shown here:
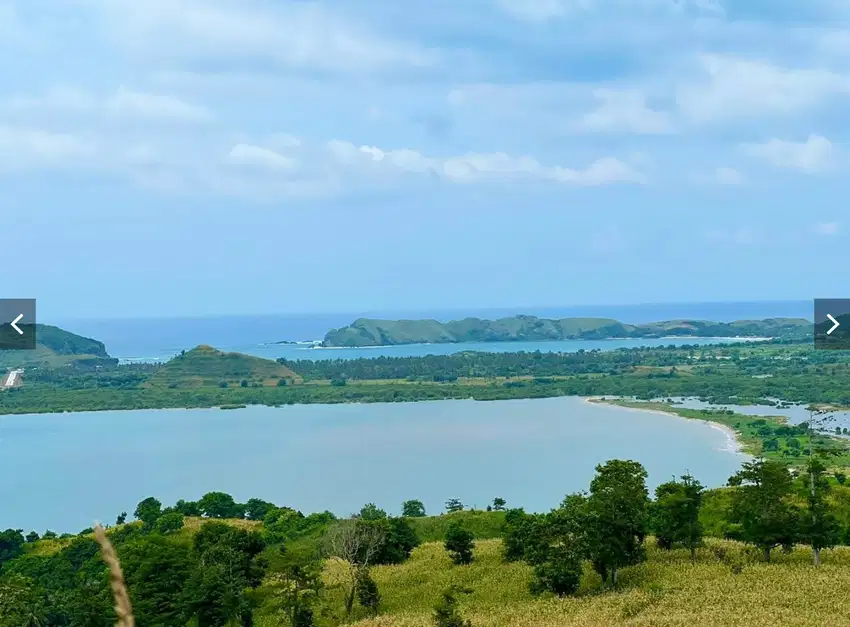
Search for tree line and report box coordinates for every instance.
[3,452,850,626]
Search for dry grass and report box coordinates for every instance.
[181,516,261,532]
[304,538,850,627]
[94,523,135,627]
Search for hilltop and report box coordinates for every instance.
[322,315,811,347]
[0,324,115,369]
[146,345,302,388]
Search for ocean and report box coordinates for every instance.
[50,300,812,363]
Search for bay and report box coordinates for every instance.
[1,397,747,533]
[51,299,809,363]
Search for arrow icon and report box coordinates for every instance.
[827,313,840,336]
[10,313,23,336]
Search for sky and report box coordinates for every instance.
[0,0,847,319]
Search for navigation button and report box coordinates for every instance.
[815,299,850,350]
[0,299,36,350]
[827,314,840,336]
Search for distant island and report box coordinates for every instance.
[321,315,811,347]
[0,324,116,369]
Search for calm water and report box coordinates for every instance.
[0,397,747,533]
[52,300,809,363]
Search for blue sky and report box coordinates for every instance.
[0,0,846,318]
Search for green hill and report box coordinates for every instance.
[147,345,302,388]
[0,324,115,368]
[322,315,811,347]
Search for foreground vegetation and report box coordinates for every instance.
[4,454,850,626]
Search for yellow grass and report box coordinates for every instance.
[181,516,261,532]
[301,539,850,627]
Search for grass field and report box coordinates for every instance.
[265,538,850,627]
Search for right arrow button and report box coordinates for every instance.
[827,313,841,335]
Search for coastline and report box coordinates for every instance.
[584,397,745,455]
[313,336,773,350]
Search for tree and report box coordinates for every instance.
[154,511,185,535]
[324,519,386,616]
[174,499,202,517]
[245,498,276,521]
[0,529,25,567]
[358,503,388,521]
[433,588,472,627]
[402,499,426,517]
[445,499,464,513]
[444,523,474,565]
[356,568,381,616]
[492,497,507,511]
[0,575,49,627]
[524,494,589,596]
[584,460,650,585]
[728,458,798,562]
[651,474,704,561]
[116,511,127,525]
[118,534,194,626]
[529,544,583,597]
[800,457,841,566]
[502,508,545,563]
[198,491,244,519]
[270,551,323,627]
[374,517,420,565]
[134,497,163,528]
[184,523,267,625]
[24,531,39,543]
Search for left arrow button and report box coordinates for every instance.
[10,314,23,335]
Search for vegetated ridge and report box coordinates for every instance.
[322,315,811,347]
[145,345,302,389]
[0,324,115,369]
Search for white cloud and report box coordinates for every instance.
[575,88,673,134]
[812,222,839,236]
[0,125,96,171]
[228,144,296,170]
[497,0,571,21]
[676,55,850,122]
[1,86,212,122]
[75,0,435,72]
[497,0,724,21]
[742,135,834,173]
[715,167,744,185]
[324,141,645,186]
[107,88,212,121]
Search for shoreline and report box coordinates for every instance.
[311,336,772,350]
[584,397,746,455]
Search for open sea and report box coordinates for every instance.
[50,300,811,363]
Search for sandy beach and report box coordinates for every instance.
[584,397,745,455]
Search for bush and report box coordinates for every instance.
[154,512,185,534]
[529,546,583,597]
[444,523,474,565]
[356,569,381,616]
[433,589,472,627]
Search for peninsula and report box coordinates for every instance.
[321,315,811,347]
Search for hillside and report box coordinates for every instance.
[327,538,850,627]
[322,315,812,347]
[146,345,302,388]
[0,324,115,368]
